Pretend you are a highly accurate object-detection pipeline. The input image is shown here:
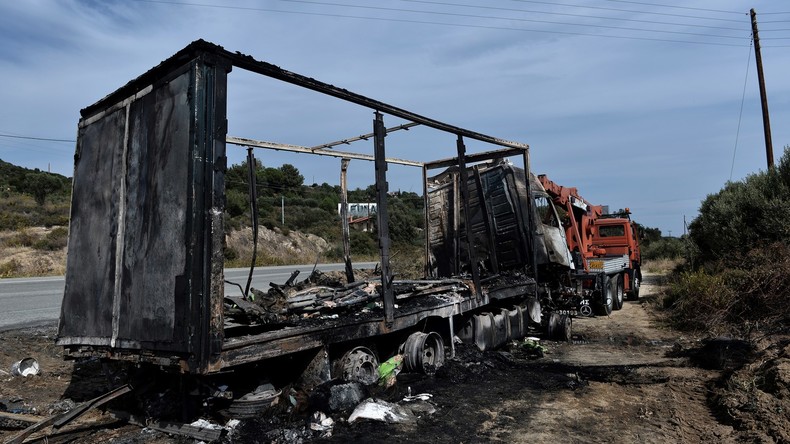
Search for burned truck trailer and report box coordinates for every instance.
[56,40,544,379]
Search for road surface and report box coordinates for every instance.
[0,262,376,330]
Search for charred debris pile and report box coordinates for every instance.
[223,266,537,330]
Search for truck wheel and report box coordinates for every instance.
[403,331,445,375]
[594,276,613,316]
[627,273,641,301]
[613,274,624,311]
[227,383,282,418]
[335,346,379,385]
[547,312,572,342]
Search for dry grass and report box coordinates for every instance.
[642,258,683,274]
[0,227,68,277]
[224,225,333,268]
[661,242,790,336]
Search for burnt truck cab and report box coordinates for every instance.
[425,159,613,338]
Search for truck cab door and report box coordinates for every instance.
[533,195,574,269]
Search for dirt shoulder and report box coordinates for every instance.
[1,274,787,443]
[323,274,735,443]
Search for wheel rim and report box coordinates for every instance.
[337,346,379,385]
[404,331,445,374]
[559,314,572,342]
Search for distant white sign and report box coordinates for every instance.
[338,203,377,218]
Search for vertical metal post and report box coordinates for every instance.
[456,135,482,298]
[244,148,259,300]
[373,112,395,325]
[522,150,538,284]
[473,166,499,274]
[452,176,460,276]
[751,8,774,170]
[448,315,456,358]
[422,164,431,278]
[340,158,355,283]
[281,195,285,224]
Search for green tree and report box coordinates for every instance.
[26,172,63,205]
[689,146,790,262]
[277,164,304,190]
[642,237,685,260]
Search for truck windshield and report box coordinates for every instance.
[534,196,560,228]
[598,225,625,237]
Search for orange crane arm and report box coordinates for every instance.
[537,174,605,271]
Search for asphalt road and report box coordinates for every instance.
[0,262,376,331]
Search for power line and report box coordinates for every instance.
[400,0,746,31]
[730,40,752,182]
[276,0,749,40]
[136,0,751,47]
[0,133,75,143]
[602,0,744,15]
[509,0,746,22]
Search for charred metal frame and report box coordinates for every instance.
[423,147,537,285]
[58,40,531,374]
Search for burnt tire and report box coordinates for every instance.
[613,274,624,311]
[403,331,445,375]
[547,312,572,342]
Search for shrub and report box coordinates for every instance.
[350,230,378,257]
[664,270,739,333]
[642,237,686,260]
[390,244,424,279]
[663,242,790,335]
[0,259,22,277]
[5,229,37,248]
[689,147,790,262]
[33,227,69,250]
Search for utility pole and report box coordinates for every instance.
[751,8,774,170]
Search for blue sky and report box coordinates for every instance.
[1,0,788,237]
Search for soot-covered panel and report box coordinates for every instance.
[117,71,192,345]
[59,108,125,339]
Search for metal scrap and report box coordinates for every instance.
[5,384,132,444]
[224,269,473,326]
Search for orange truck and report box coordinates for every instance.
[538,175,642,314]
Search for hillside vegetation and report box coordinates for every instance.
[662,147,790,335]
[0,158,426,277]
[0,159,72,277]
[222,159,424,267]
[0,159,71,230]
